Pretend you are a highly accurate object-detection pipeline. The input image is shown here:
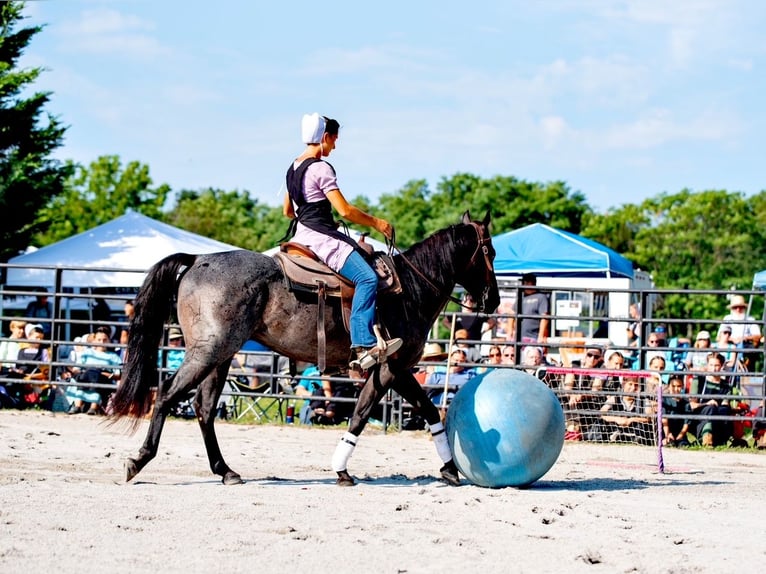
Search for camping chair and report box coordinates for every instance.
[224,377,284,422]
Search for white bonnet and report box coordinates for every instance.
[301,113,326,144]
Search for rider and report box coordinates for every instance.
[283,113,402,371]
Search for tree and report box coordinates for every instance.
[0,1,72,261]
[34,155,170,245]
[165,188,284,252]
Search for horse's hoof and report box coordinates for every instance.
[222,471,243,485]
[336,470,355,486]
[439,461,461,486]
[125,458,139,483]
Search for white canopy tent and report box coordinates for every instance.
[3,211,242,289]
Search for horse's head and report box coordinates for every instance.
[455,210,500,314]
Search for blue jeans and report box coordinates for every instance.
[339,251,378,348]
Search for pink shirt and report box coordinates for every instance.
[291,160,354,272]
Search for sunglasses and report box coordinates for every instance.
[586,352,602,359]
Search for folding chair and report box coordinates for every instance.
[224,377,283,422]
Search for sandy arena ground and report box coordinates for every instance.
[1,409,765,574]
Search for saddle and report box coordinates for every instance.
[273,240,401,373]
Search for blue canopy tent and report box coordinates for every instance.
[753,270,766,289]
[492,223,634,279]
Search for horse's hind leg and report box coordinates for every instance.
[125,364,211,482]
[194,362,243,485]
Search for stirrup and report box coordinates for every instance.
[350,338,403,371]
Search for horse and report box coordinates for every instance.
[109,210,500,486]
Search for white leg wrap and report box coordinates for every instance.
[331,432,358,472]
[429,422,452,463]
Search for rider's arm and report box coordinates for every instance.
[326,189,392,239]
[283,192,295,218]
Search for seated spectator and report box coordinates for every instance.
[293,364,322,424]
[14,324,50,380]
[159,328,185,373]
[1,323,49,409]
[500,345,516,365]
[591,350,626,408]
[119,299,135,362]
[563,345,604,432]
[519,345,544,375]
[662,375,691,447]
[425,348,475,408]
[24,292,52,337]
[413,343,447,384]
[685,330,712,372]
[65,327,121,415]
[586,375,652,444]
[714,324,736,365]
[453,328,481,364]
[307,373,358,426]
[478,344,503,373]
[689,352,733,447]
[0,320,27,375]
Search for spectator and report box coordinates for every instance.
[425,348,475,408]
[119,299,135,361]
[413,342,447,384]
[14,324,50,380]
[719,295,761,371]
[479,344,503,373]
[513,273,550,344]
[24,293,52,337]
[689,352,733,447]
[307,373,357,426]
[520,345,544,375]
[501,345,516,365]
[662,375,691,447]
[65,327,121,415]
[591,350,626,408]
[446,292,495,344]
[159,328,186,373]
[0,320,27,375]
[563,345,604,438]
[685,330,712,372]
[453,328,481,364]
[719,295,761,347]
[293,364,323,424]
[626,302,641,348]
[586,375,652,444]
[714,324,736,364]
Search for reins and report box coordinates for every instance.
[388,223,492,310]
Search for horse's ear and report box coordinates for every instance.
[461,210,472,224]
[481,209,491,227]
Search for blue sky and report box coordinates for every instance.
[21,0,765,212]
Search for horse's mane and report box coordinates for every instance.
[393,224,465,305]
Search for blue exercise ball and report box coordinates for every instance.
[446,368,565,488]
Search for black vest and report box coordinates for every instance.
[281,158,365,257]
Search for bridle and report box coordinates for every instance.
[392,221,495,311]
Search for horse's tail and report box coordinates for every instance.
[109,253,198,429]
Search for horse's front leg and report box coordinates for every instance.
[332,364,393,486]
[391,370,461,486]
[194,362,243,485]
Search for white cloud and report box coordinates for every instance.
[53,8,171,59]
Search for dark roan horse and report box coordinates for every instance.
[110,211,500,486]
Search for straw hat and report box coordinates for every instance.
[729,294,747,309]
[168,327,184,340]
[421,342,447,361]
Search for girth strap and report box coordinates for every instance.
[317,281,327,373]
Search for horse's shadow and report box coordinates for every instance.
[130,475,729,491]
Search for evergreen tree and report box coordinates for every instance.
[0,1,72,262]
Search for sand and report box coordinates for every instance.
[1,409,764,574]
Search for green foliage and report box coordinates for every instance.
[0,1,72,261]
[34,155,169,245]
[165,188,284,252]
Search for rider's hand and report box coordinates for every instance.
[376,218,393,240]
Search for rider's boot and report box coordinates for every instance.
[349,337,403,371]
